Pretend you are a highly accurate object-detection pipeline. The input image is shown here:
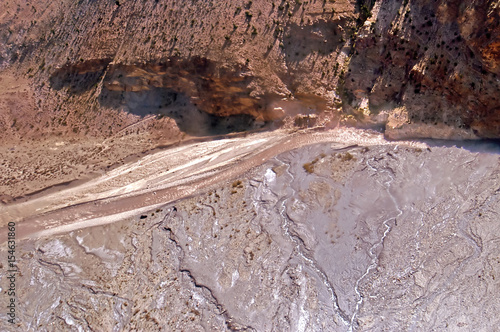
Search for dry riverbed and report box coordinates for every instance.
[1,129,499,331]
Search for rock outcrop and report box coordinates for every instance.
[345,0,500,139]
[1,0,498,140]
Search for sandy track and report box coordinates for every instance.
[0,128,426,242]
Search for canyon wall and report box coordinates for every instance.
[1,0,498,141]
[0,0,498,198]
[346,0,500,139]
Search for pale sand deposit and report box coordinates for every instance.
[0,127,427,242]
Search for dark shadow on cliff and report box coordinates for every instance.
[50,57,263,136]
[415,138,500,155]
[49,59,111,94]
[99,87,258,137]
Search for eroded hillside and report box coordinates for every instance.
[0,0,499,198]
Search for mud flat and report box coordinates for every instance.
[1,128,499,331]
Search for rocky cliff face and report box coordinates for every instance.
[1,0,497,141]
[1,0,356,142]
[345,0,500,139]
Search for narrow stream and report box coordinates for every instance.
[348,148,403,331]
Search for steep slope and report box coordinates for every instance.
[0,0,498,198]
[345,0,500,139]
